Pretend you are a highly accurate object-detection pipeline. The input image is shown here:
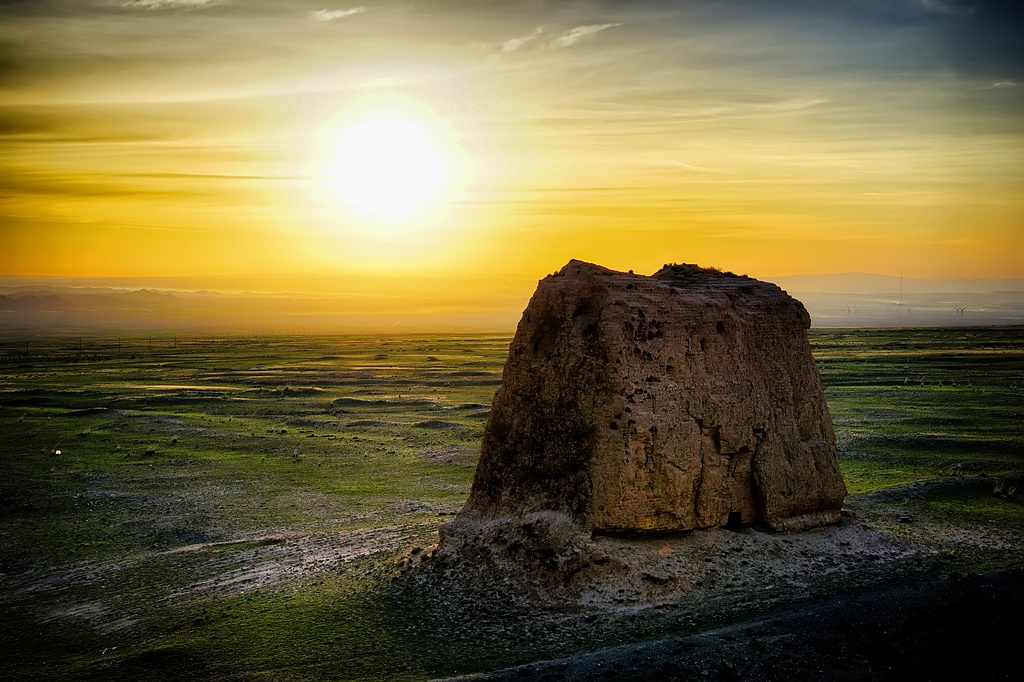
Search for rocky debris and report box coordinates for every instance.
[450,260,846,537]
[418,510,922,606]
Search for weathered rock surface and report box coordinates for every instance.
[451,260,846,535]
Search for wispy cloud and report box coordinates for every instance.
[310,7,366,22]
[660,98,827,122]
[502,27,544,53]
[121,0,222,9]
[862,191,930,196]
[752,97,830,112]
[983,80,1018,89]
[917,0,972,15]
[549,23,622,50]
[665,160,716,173]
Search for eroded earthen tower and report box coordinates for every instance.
[458,260,846,533]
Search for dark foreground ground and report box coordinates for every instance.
[442,567,1024,682]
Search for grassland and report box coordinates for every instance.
[0,328,1022,680]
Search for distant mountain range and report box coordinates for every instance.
[767,273,1024,328]
[0,289,177,313]
[769,273,1024,295]
[0,274,532,334]
[0,272,1021,333]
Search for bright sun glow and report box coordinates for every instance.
[326,113,449,221]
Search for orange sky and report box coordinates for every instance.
[2,1,1022,291]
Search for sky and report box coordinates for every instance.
[1,0,1022,293]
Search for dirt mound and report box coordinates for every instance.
[414,420,464,431]
[418,511,922,608]
[63,407,122,417]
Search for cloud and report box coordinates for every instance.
[985,80,1018,88]
[752,97,830,112]
[502,27,543,53]
[549,23,622,50]
[665,160,715,173]
[120,0,222,9]
[310,7,366,22]
[917,0,972,15]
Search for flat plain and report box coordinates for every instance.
[1,328,1022,680]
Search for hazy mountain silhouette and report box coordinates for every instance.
[0,273,1021,334]
[768,274,1024,328]
[770,273,1024,296]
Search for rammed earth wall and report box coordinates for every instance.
[458,260,846,533]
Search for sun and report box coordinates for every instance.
[325,113,449,221]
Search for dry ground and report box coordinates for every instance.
[0,329,1021,680]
